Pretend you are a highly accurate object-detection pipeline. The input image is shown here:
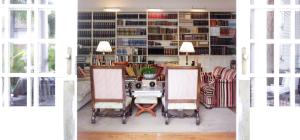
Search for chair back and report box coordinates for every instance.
[212,66,226,78]
[165,66,199,103]
[90,66,125,104]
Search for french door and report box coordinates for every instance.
[237,0,300,139]
[0,0,77,140]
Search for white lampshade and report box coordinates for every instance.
[96,41,112,52]
[179,42,195,53]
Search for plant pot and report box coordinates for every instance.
[143,74,156,79]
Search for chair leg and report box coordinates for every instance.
[122,110,127,124]
[195,110,200,125]
[165,111,169,125]
[161,105,165,116]
[91,108,96,124]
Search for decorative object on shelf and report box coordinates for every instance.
[141,66,156,79]
[149,81,155,87]
[96,41,112,65]
[179,42,195,65]
[135,83,141,89]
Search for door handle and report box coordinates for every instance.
[242,47,248,75]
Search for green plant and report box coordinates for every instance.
[10,47,26,73]
[48,47,55,71]
[140,66,156,74]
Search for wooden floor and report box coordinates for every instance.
[78,132,236,140]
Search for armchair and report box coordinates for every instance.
[162,66,200,125]
[90,66,133,124]
[214,68,236,107]
[199,66,226,108]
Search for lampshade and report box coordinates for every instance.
[179,42,195,53]
[96,41,112,52]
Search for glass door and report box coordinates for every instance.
[237,0,300,139]
[0,0,77,140]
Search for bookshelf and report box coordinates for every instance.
[77,11,236,65]
[148,12,179,56]
[179,12,209,55]
[116,12,148,63]
[210,12,236,55]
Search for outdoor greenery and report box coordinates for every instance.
[48,47,55,71]
[140,66,156,74]
[10,46,26,73]
[48,12,55,38]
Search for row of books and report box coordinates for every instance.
[78,22,92,29]
[93,12,115,20]
[93,31,115,38]
[148,21,178,26]
[117,28,147,36]
[179,13,209,20]
[78,40,91,46]
[180,34,208,40]
[148,35,178,40]
[148,41,178,46]
[117,39,147,46]
[148,48,178,55]
[210,37,235,45]
[93,22,115,29]
[78,12,92,20]
[211,46,236,55]
[179,48,209,55]
[78,31,91,37]
[210,12,236,19]
[93,39,115,46]
[179,27,209,34]
[117,20,146,26]
[117,14,146,19]
[148,27,178,34]
[148,13,178,19]
[193,20,209,26]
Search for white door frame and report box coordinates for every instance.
[0,0,77,140]
[237,0,300,140]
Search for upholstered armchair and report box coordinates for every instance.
[214,68,236,107]
[199,66,226,108]
[162,66,200,125]
[90,66,133,124]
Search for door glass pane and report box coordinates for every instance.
[250,78,255,107]
[10,11,27,39]
[297,0,300,4]
[10,44,27,73]
[48,11,55,39]
[39,77,55,106]
[250,10,254,39]
[10,0,27,4]
[268,0,274,4]
[267,11,274,39]
[10,77,27,106]
[38,44,55,73]
[279,44,290,73]
[267,78,274,106]
[296,11,300,39]
[30,11,34,36]
[267,44,274,73]
[48,0,54,5]
[281,0,290,4]
[296,77,300,106]
[250,43,255,73]
[1,44,4,73]
[296,45,300,73]
[38,10,46,39]
[251,0,274,4]
[38,0,45,4]
[0,9,4,39]
[279,77,290,106]
[279,11,291,39]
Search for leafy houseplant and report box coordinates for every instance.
[140,66,156,79]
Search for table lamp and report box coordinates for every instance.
[96,41,112,65]
[179,42,195,65]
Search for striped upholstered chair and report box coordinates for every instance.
[214,68,236,107]
[199,66,225,108]
[90,66,133,124]
[162,66,200,125]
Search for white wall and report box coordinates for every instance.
[78,0,236,11]
[78,0,236,71]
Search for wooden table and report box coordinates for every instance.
[132,85,163,117]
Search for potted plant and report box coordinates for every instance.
[140,66,156,79]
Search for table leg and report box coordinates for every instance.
[135,103,157,117]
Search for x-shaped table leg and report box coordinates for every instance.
[135,103,157,117]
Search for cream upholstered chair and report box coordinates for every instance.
[90,66,133,124]
[162,66,200,125]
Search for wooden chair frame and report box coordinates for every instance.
[162,66,200,125]
[90,65,133,124]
